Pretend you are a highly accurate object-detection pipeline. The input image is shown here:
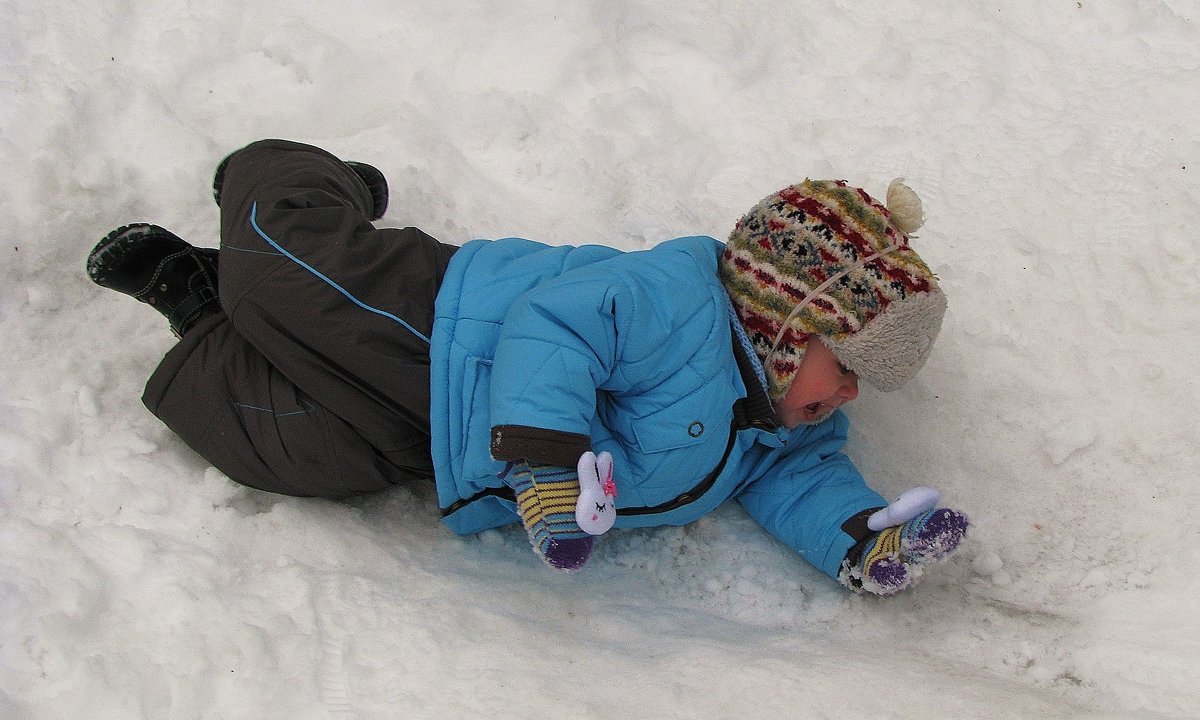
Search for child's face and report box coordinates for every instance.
[775,337,860,428]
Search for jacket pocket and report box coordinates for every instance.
[629,385,731,454]
[458,355,504,479]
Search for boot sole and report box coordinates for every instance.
[87,223,187,287]
[87,224,218,291]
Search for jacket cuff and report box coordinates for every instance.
[490,425,591,467]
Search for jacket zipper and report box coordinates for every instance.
[441,418,771,519]
[615,422,738,516]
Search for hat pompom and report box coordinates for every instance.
[886,178,924,234]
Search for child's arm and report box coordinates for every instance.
[736,413,969,594]
[488,275,623,467]
[735,412,889,580]
[486,251,721,466]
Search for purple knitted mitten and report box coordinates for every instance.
[840,508,969,595]
[503,463,594,572]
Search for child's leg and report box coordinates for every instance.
[213,139,457,471]
[143,313,416,498]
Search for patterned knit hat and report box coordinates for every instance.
[719,178,947,400]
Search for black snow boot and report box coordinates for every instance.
[211,153,389,221]
[86,223,221,337]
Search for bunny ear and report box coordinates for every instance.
[867,486,941,531]
[594,451,614,495]
[886,178,924,235]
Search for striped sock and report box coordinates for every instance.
[505,463,594,572]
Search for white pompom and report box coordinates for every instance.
[886,178,924,234]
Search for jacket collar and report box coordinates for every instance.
[726,293,778,429]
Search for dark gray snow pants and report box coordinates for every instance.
[142,139,457,498]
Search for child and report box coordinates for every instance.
[87,139,967,595]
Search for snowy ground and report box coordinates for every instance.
[3,1,1199,718]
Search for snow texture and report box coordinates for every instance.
[3,2,1199,718]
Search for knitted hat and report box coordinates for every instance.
[719,178,946,400]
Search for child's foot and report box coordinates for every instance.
[840,508,969,595]
[86,223,221,337]
[211,153,389,220]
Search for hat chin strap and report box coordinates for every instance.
[764,242,903,369]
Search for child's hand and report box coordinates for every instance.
[842,507,970,595]
[503,463,594,572]
[576,451,617,535]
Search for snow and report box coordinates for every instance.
[3,1,1199,718]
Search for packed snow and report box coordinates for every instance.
[3,2,1198,718]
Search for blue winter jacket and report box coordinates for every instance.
[429,235,886,579]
